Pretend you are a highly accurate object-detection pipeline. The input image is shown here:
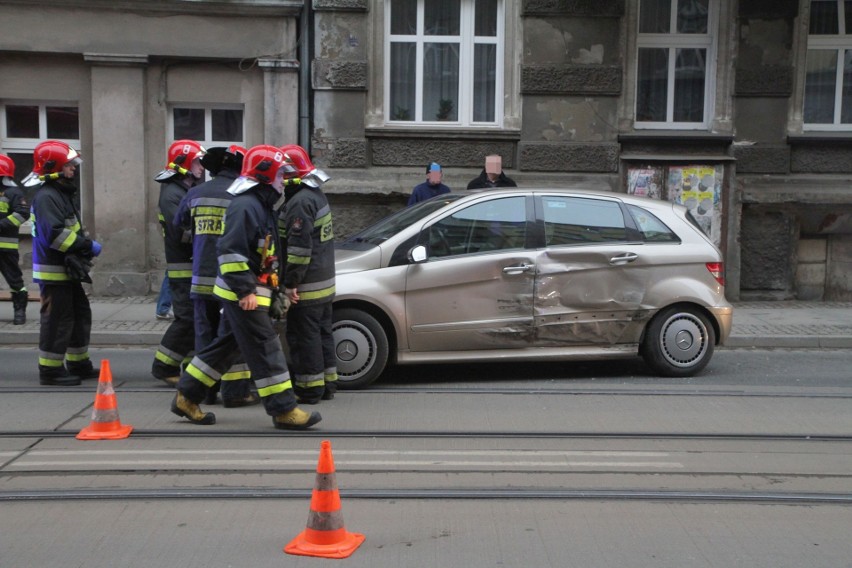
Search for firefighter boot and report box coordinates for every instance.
[171,392,216,425]
[273,407,322,430]
[11,290,27,325]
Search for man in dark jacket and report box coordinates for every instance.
[174,145,257,407]
[170,144,321,430]
[0,154,30,325]
[23,141,101,386]
[278,145,337,404]
[466,154,517,189]
[408,162,451,206]
[151,140,205,386]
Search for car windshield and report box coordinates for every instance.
[343,194,462,245]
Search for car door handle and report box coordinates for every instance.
[609,253,638,265]
[503,263,534,274]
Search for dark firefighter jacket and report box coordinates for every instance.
[278,185,335,305]
[174,169,238,298]
[0,184,29,251]
[31,180,94,283]
[213,185,281,310]
[158,178,193,280]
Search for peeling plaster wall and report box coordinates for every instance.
[524,18,619,65]
[522,97,618,142]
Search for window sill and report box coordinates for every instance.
[365,127,521,141]
[618,131,734,143]
[788,132,852,143]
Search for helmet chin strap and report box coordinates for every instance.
[168,162,190,176]
[38,172,62,181]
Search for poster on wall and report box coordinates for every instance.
[666,165,723,246]
[626,167,663,199]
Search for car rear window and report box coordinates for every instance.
[627,205,681,243]
[543,196,627,245]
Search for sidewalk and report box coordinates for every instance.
[1,296,852,348]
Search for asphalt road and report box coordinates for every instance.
[1,347,851,568]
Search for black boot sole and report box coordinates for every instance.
[40,376,82,386]
[273,411,322,430]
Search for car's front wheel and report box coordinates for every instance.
[641,305,715,377]
[332,308,389,389]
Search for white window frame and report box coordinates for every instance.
[634,0,718,130]
[168,103,245,149]
[0,100,82,161]
[0,101,83,223]
[383,0,505,127]
[803,0,852,131]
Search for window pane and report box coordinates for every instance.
[842,49,852,123]
[640,0,671,33]
[46,106,79,139]
[173,108,204,139]
[212,109,243,141]
[390,0,417,35]
[810,0,839,34]
[423,43,459,121]
[475,0,498,36]
[431,197,525,257]
[804,50,838,123]
[677,0,708,33]
[473,44,496,122]
[637,48,668,121]
[425,0,460,36]
[847,1,852,33]
[5,105,39,138]
[543,197,627,245]
[674,48,705,122]
[627,205,680,243]
[390,43,416,121]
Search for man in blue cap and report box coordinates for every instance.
[408,162,451,206]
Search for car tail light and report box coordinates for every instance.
[706,262,725,286]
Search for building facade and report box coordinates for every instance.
[1,0,851,300]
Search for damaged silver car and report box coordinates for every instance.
[332,188,732,389]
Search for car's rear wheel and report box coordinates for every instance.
[641,305,715,377]
[332,308,389,389]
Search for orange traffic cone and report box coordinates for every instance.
[76,360,133,440]
[284,440,365,559]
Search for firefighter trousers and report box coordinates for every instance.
[177,302,297,416]
[38,283,94,378]
[194,297,252,400]
[152,278,194,380]
[0,250,23,291]
[286,301,337,403]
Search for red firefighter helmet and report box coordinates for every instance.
[155,139,205,181]
[227,145,297,195]
[279,144,329,188]
[33,140,81,175]
[0,154,15,187]
[22,140,82,187]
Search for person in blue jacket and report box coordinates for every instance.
[408,162,451,206]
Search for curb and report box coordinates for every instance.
[725,335,852,349]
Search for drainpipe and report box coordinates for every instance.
[299,2,312,152]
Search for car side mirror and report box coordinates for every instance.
[408,245,428,264]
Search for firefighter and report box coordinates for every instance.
[22,141,100,386]
[278,145,337,404]
[0,154,29,325]
[151,140,205,386]
[171,144,321,430]
[173,145,258,407]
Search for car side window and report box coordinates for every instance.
[542,196,627,245]
[428,196,526,258]
[627,205,681,243]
